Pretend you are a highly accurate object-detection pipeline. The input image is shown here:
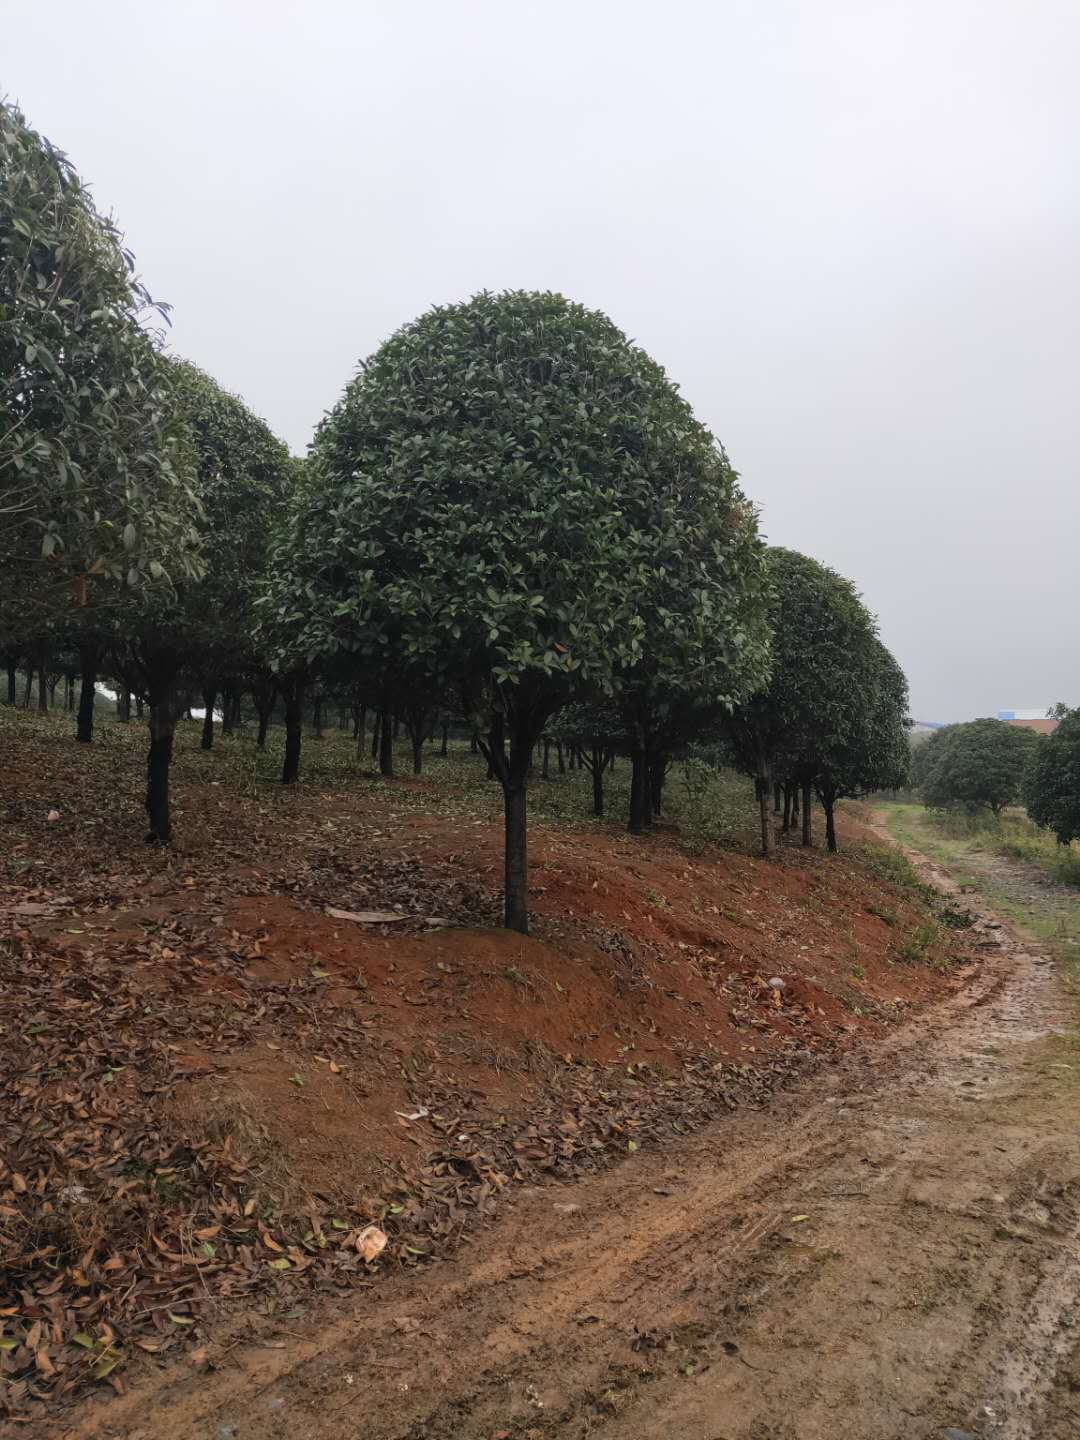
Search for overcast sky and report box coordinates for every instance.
[7,0,1079,722]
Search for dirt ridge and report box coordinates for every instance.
[56,830,1080,1440]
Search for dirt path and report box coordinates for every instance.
[66,841,1080,1440]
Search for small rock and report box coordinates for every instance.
[768,977,786,990]
[553,1202,580,1215]
[267,1398,285,1412]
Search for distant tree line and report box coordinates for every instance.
[2,99,911,933]
[912,707,1080,850]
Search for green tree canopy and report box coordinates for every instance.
[1023,708,1080,845]
[1,100,201,620]
[290,289,770,931]
[116,361,294,841]
[813,635,910,850]
[725,548,908,853]
[919,717,1036,815]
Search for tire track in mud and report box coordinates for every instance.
[65,842,1078,1440]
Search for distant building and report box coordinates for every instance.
[997,709,1059,735]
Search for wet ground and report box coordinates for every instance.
[65,838,1080,1440]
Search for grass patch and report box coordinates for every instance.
[848,840,932,900]
[880,802,1080,985]
[916,807,1080,888]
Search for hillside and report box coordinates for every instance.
[0,710,976,1420]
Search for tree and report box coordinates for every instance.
[919,717,1036,816]
[1,100,200,622]
[813,637,910,851]
[725,550,908,854]
[726,549,857,855]
[1024,708,1080,845]
[549,700,626,817]
[118,362,294,842]
[293,290,770,933]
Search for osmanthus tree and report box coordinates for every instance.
[813,636,910,851]
[289,290,770,933]
[919,717,1036,817]
[1,101,201,618]
[548,700,627,817]
[169,361,297,752]
[1024,707,1080,845]
[726,549,897,855]
[118,361,294,842]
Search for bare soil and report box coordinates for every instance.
[52,829,1080,1440]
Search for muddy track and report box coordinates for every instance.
[63,842,1080,1440]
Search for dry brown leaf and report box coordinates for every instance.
[355,1225,388,1263]
[326,908,408,925]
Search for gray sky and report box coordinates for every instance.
[7,0,1079,723]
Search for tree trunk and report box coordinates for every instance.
[371,712,381,760]
[200,686,217,750]
[37,662,48,713]
[470,730,479,755]
[76,642,100,743]
[135,695,144,720]
[379,702,394,777]
[63,675,72,711]
[145,671,178,844]
[412,735,423,775]
[592,747,605,817]
[757,774,773,857]
[782,783,793,834]
[22,668,32,707]
[257,705,271,749]
[440,720,449,757]
[824,794,837,853]
[774,782,782,815]
[312,692,324,739]
[282,678,304,784]
[541,739,551,779]
[5,660,15,706]
[628,741,652,833]
[649,753,666,818]
[354,705,366,758]
[802,779,813,848]
[117,687,130,722]
[482,711,537,935]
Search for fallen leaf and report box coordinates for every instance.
[326,907,408,924]
[355,1225,388,1263]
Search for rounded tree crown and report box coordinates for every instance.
[300,290,770,707]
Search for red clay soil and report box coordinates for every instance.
[0,715,977,1423]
